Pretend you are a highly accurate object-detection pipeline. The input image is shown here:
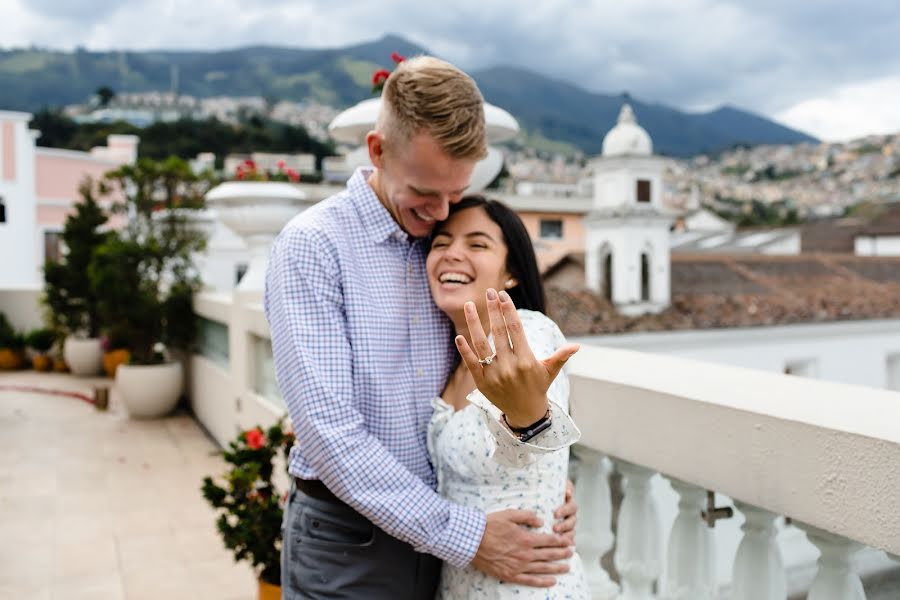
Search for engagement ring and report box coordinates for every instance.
[478,353,497,366]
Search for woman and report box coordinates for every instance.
[426,195,589,599]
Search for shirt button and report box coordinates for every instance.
[416,368,424,377]
[407,264,413,274]
[411,316,419,325]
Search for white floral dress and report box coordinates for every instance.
[427,310,589,599]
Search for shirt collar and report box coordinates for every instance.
[347,167,409,245]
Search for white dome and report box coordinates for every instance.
[601,104,653,157]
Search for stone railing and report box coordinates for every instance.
[567,345,900,599]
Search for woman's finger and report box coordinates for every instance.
[497,290,534,359]
[542,343,580,382]
[455,335,484,386]
[485,289,512,359]
[463,301,494,364]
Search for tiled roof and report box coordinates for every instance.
[545,254,900,336]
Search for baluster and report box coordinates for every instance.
[797,523,866,600]
[662,480,716,600]
[731,502,786,600]
[614,460,662,600]
[572,447,619,599]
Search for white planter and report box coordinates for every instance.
[63,337,103,376]
[116,361,183,418]
[205,182,313,292]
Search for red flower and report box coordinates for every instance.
[245,428,266,450]
[390,52,406,64]
[243,158,256,170]
[372,69,390,86]
[286,168,300,182]
[276,159,286,170]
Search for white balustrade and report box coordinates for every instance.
[799,523,866,600]
[732,503,786,600]
[614,460,662,600]
[663,480,716,600]
[571,446,619,599]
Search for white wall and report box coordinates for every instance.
[856,235,900,256]
[577,319,900,389]
[0,285,43,331]
[0,112,38,287]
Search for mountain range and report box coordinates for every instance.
[0,34,817,157]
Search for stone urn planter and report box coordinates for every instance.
[328,97,518,193]
[115,361,183,418]
[63,336,103,376]
[205,182,314,292]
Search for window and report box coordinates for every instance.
[44,231,62,264]
[784,359,817,378]
[640,253,650,301]
[0,196,6,223]
[887,353,900,391]
[636,179,651,203]
[539,219,563,240]
[235,263,248,286]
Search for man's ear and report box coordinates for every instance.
[366,131,386,168]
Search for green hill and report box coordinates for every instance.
[0,34,816,157]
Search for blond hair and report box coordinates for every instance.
[377,56,487,160]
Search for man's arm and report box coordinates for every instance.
[265,226,483,567]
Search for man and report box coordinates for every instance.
[265,56,576,599]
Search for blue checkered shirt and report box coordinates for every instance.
[264,168,486,567]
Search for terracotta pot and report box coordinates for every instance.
[103,349,131,378]
[258,580,281,600]
[53,357,69,372]
[0,349,24,370]
[32,354,52,372]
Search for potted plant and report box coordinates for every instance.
[202,420,294,600]
[43,178,110,376]
[89,157,212,417]
[0,313,25,370]
[25,328,56,371]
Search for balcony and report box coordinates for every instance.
[3,281,900,598]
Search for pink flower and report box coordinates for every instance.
[286,168,300,182]
[245,428,266,450]
[277,160,286,170]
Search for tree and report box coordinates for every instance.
[88,157,213,364]
[96,85,116,107]
[43,178,110,339]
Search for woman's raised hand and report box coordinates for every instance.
[455,288,579,428]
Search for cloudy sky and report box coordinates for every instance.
[5,0,900,141]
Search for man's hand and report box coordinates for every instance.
[470,509,573,587]
[553,479,578,544]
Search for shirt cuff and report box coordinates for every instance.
[467,389,582,469]
[419,504,486,568]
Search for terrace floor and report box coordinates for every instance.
[0,371,257,600]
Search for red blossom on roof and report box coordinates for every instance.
[391,52,406,64]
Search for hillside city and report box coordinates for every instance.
[63,90,900,219]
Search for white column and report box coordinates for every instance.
[614,460,662,600]
[798,523,866,600]
[571,447,619,600]
[731,503,786,600]
[662,480,716,600]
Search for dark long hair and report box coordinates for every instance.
[429,195,546,313]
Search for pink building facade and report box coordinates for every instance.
[0,109,137,287]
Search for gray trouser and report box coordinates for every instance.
[281,485,442,599]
